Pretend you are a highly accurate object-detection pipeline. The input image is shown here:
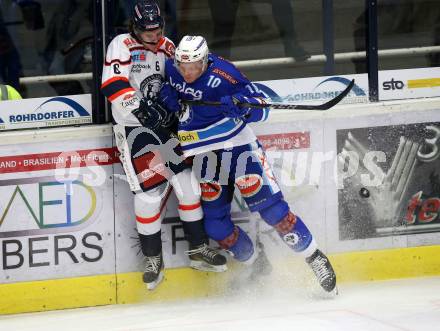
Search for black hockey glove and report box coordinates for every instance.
[132,98,169,130]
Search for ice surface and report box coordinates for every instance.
[1,276,439,331]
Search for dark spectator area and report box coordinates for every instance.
[0,0,438,105]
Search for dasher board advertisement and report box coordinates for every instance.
[0,137,116,283]
[337,122,440,240]
[0,94,92,131]
[379,67,440,101]
[255,74,368,106]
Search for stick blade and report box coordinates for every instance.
[269,79,355,110]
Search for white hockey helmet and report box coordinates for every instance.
[175,36,209,67]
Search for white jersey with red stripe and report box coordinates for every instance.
[101,33,175,126]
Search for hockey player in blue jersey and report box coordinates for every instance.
[158,35,337,293]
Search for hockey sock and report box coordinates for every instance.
[218,226,254,262]
[273,212,316,255]
[139,231,162,256]
[182,219,209,247]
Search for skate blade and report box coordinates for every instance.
[330,285,339,296]
[145,271,164,291]
[321,285,339,298]
[190,260,227,273]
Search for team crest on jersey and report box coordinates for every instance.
[200,181,222,201]
[235,174,263,197]
[140,74,163,99]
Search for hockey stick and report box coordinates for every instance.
[183,79,355,111]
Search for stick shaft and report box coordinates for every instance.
[183,79,355,111]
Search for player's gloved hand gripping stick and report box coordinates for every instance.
[132,98,172,130]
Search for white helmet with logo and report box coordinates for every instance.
[175,35,209,67]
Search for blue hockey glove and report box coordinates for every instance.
[159,82,181,113]
[132,98,169,130]
[220,94,253,118]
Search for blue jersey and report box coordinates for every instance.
[164,54,269,156]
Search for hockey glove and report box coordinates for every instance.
[220,94,253,118]
[159,82,181,113]
[132,98,169,130]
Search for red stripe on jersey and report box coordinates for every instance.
[157,37,165,48]
[108,87,135,101]
[136,212,161,224]
[101,76,129,89]
[104,58,131,66]
[178,202,201,211]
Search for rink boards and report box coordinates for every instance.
[1,96,440,314]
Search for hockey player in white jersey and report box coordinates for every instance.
[101,1,226,290]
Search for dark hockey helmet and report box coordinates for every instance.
[131,0,164,31]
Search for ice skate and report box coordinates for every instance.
[306,249,337,293]
[186,243,227,272]
[229,241,273,291]
[143,253,164,290]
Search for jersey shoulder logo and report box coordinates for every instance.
[123,37,138,47]
[212,68,238,84]
[163,40,175,57]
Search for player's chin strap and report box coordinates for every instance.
[142,40,159,46]
[133,28,162,47]
[183,79,355,111]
